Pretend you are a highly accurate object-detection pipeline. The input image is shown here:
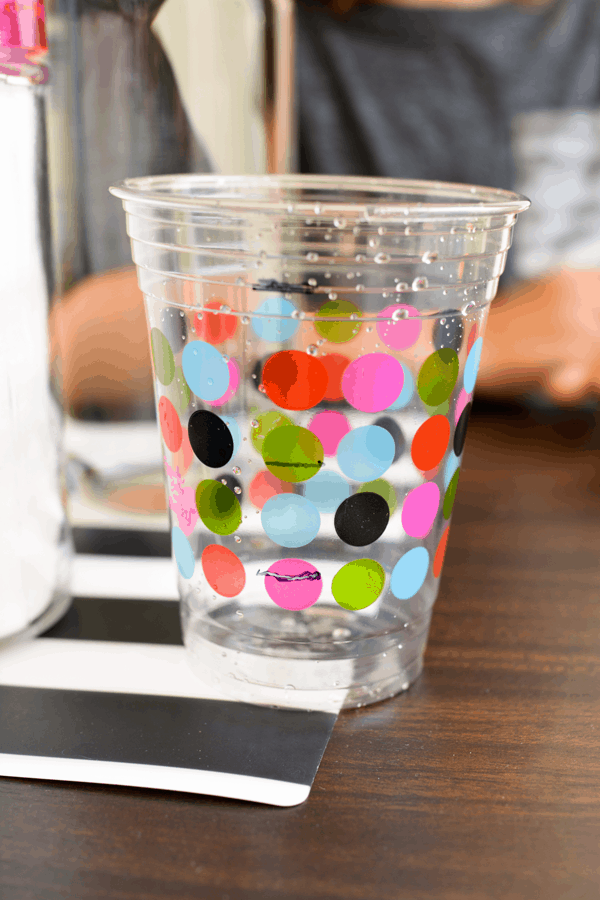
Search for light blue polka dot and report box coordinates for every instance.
[182,340,230,401]
[261,494,320,548]
[444,450,461,488]
[391,547,429,600]
[337,426,395,482]
[303,470,350,513]
[172,526,195,579]
[221,416,241,458]
[464,337,483,394]
[387,364,414,410]
[252,297,299,343]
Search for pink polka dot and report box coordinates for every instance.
[342,354,404,413]
[377,305,422,351]
[308,410,351,457]
[455,388,472,425]
[263,559,322,610]
[205,358,239,407]
[401,482,440,538]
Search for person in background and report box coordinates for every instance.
[297,0,600,407]
[55,0,600,416]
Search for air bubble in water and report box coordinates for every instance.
[392,307,409,321]
[306,251,319,262]
[313,204,322,215]
[308,277,317,287]
[378,226,386,236]
[462,300,477,314]
[233,466,241,475]
[234,536,241,543]
[307,344,318,356]
[350,313,359,321]
[355,283,364,292]
[395,282,409,292]
[374,252,390,264]
[346,272,355,280]
[258,384,266,393]
[324,233,332,241]
[324,272,331,279]
[291,309,300,319]
[235,277,244,286]
[404,225,412,235]
[287,204,294,214]
[207,378,214,386]
[421,251,437,264]
[251,419,259,428]
[221,478,227,485]
[412,276,429,291]
[196,311,203,320]
[366,326,372,333]
[299,310,306,320]
[241,315,250,325]
[355,254,366,263]
[235,610,244,618]
[368,238,378,248]
[334,217,347,229]
[234,486,242,494]
[328,291,338,300]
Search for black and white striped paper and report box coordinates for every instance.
[0,531,338,807]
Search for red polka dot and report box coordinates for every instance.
[249,470,294,509]
[433,525,450,578]
[467,324,478,354]
[194,299,237,345]
[158,396,182,452]
[321,353,350,401]
[201,545,246,597]
[411,415,450,472]
[262,351,328,411]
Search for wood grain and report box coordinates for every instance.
[1,403,599,900]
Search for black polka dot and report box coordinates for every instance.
[159,305,188,353]
[454,402,472,457]
[334,493,390,547]
[188,410,234,468]
[433,315,464,353]
[373,416,405,463]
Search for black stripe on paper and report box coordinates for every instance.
[0,685,337,786]
[42,598,183,646]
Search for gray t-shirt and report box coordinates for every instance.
[297,0,600,278]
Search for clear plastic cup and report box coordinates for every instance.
[110,175,529,710]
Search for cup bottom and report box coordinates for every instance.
[182,600,430,711]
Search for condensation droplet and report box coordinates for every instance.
[324,233,332,241]
[241,315,250,325]
[462,300,477,315]
[196,311,203,321]
[235,277,244,286]
[355,283,364,292]
[355,254,366,263]
[328,291,338,300]
[404,225,412,235]
[412,276,429,291]
[374,252,390,264]
[307,344,318,356]
[421,251,438,264]
[307,277,318,287]
[313,204,322,215]
[251,419,259,429]
[392,308,409,321]
[368,238,378,248]
[291,309,300,319]
[334,217,347,229]
[346,272,355,280]
[306,252,319,262]
[207,378,214,386]
[366,326,372,333]
[233,466,241,475]
[378,226,386,236]
[324,272,331,278]
[258,384,266,393]
[349,313,359,321]
[234,535,241,543]
[221,478,227,485]
[234,486,242,494]
[395,282,409,292]
[235,610,244,618]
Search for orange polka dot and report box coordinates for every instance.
[249,470,294,509]
[321,353,350,401]
[194,299,237,345]
[201,545,246,598]
[467,324,478,354]
[411,415,450,472]
[262,350,328,410]
[158,396,182,452]
[433,525,450,578]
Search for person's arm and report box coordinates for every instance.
[477,267,600,405]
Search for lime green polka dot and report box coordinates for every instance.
[417,349,459,407]
[443,467,460,519]
[169,366,191,414]
[151,327,175,386]
[423,398,450,417]
[357,479,397,514]
[250,410,294,453]
[332,559,386,611]
[262,425,324,483]
[315,299,362,344]
[196,480,242,535]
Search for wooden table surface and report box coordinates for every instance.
[2,403,600,900]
